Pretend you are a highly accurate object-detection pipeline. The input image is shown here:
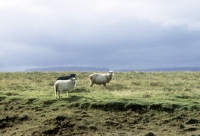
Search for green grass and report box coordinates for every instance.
[1,71,200,135]
[1,71,200,112]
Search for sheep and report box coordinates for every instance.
[54,77,76,99]
[56,74,76,80]
[89,71,114,87]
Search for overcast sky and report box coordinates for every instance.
[1,0,200,71]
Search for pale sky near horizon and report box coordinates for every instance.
[1,0,200,71]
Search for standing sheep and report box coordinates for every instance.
[89,71,114,87]
[54,77,76,99]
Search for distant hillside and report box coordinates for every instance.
[116,67,200,72]
[25,66,110,72]
[140,67,200,72]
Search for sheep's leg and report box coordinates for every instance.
[58,92,60,99]
[55,85,57,98]
[55,91,57,98]
[90,82,93,87]
[103,83,106,87]
[67,91,69,97]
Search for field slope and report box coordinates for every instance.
[0,72,200,136]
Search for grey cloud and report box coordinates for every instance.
[1,1,200,71]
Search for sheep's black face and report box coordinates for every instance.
[70,74,77,80]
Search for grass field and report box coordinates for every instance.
[0,71,200,136]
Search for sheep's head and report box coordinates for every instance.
[106,71,114,82]
[70,77,76,84]
[70,74,77,80]
[108,71,114,76]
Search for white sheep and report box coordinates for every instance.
[54,77,76,99]
[89,71,114,87]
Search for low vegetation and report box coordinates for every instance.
[0,71,200,135]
